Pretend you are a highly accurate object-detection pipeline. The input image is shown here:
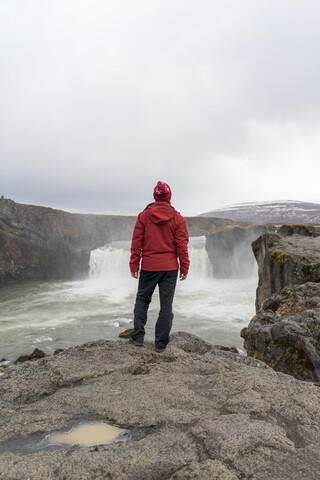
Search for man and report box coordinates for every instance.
[129,181,190,352]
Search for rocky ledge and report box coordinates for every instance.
[242,229,320,383]
[1,332,320,480]
[252,232,320,311]
[241,282,320,381]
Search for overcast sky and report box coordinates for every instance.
[1,0,319,216]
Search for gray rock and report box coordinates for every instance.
[242,282,320,381]
[1,332,320,479]
[252,233,320,310]
[277,223,320,237]
[170,459,238,479]
[118,328,133,339]
[213,345,238,354]
[14,348,47,364]
[0,199,136,286]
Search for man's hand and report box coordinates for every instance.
[131,272,139,279]
[180,273,188,281]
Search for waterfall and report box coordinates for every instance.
[90,240,131,280]
[1,236,257,362]
[89,237,212,280]
[187,236,213,279]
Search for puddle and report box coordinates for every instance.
[0,422,129,454]
[46,422,127,447]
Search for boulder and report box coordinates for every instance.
[1,332,320,479]
[53,349,64,356]
[14,348,47,364]
[119,328,133,339]
[252,233,320,311]
[241,282,320,381]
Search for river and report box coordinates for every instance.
[0,237,257,363]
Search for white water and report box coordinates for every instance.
[0,237,257,362]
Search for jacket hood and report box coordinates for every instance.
[145,202,177,225]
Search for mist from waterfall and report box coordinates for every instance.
[88,236,257,349]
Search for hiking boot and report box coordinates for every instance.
[129,337,143,347]
[154,346,165,353]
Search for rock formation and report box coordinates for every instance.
[0,198,136,287]
[252,232,320,311]
[1,332,320,479]
[277,223,320,237]
[241,282,320,381]
[184,216,234,236]
[205,224,269,278]
[242,228,320,381]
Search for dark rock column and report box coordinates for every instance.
[252,233,320,311]
[241,282,320,381]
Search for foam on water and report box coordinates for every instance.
[0,237,257,361]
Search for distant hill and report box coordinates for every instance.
[199,200,320,224]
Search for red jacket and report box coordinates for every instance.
[130,202,190,274]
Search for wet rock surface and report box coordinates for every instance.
[242,282,320,382]
[1,332,320,479]
[252,233,320,310]
[118,328,133,339]
[14,348,47,364]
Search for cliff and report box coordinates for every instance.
[0,199,234,287]
[205,224,270,278]
[1,332,320,479]
[242,282,320,381]
[242,228,320,381]
[0,198,136,286]
[252,232,320,311]
[184,216,234,236]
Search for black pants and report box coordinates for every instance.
[131,269,178,349]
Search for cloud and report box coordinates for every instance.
[1,0,320,215]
